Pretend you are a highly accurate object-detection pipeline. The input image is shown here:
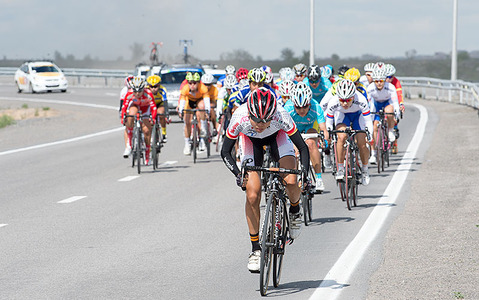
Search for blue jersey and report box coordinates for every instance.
[284,98,325,133]
[309,77,332,102]
[230,83,277,108]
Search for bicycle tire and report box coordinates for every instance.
[192,122,198,164]
[136,126,142,174]
[273,198,287,288]
[131,130,137,168]
[348,150,356,209]
[152,124,159,170]
[344,148,351,210]
[307,164,315,220]
[260,193,274,296]
[215,117,224,153]
[301,192,309,226]
[376,128,382,174]
[206,122,211,158]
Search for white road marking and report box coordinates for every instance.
[309,103,428,300]
[159,160,178,167]
[105,92,118,97]
[0,224,8,228]
[0,127,123,157]
[58,196,87,204]
[118,176,140,182]
[0,96,118,110]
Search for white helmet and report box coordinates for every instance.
[279,80,295,97]
[291,82,313,107]
[130,76,146,92]
[320,66,332,78]
[293,63,308,76]
[364,62,375,72]
[336,79,356,100]
[225,65,236,75]
[201,73,215,85]
[385,64,396,77]
[224,74,237,89]
[278,67,293,81]
[371,68,387,80]
[374,61,386,70]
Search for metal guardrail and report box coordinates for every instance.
[1,67,477,109]
[398,76,479,109]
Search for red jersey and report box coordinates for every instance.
[390,77,404,105]
[121,89,157,121]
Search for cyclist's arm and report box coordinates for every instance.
[289,130,310,175]
[221,136,240,176]
[161,86,169,116]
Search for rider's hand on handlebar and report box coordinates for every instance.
[236,172,248,191]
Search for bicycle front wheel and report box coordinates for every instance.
[192,122,198,164]
[301,192,309,226]
[260,193,274,296]
[151,124,159,170]
[206,122,211,158]
[137,128,142,174]
[273,198,287,288]
[348,151,356,209]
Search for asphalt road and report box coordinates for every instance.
[1,83,471,299]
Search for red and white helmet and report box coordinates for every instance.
[247,87,277,122]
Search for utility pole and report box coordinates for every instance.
[451,0,458,80]
[179,40,193,64]
[309,0,315,66]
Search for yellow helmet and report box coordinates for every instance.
[147,75,161,86]
[344,68,361,83]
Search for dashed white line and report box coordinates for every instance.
[0,224,8,228]
[58,196,87,204]
[159,160,178,167]
[118,176,140,182]
[309,103,428,300]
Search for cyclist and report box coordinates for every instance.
[293,63,309,84]
[321,64,335,84]
[119,75,134,117]
[262,65,279,94]
[325,79,373,185]
[308,64,332,102]
[385,63,405,154]
[216,74,238,140]
[360,62,375,88]
[367,67,400,164]
[178,72,211,155]
[235,67,249,89]
[277,67,295,85]
[344,67,368,99]
[220,87,310,272]
[216,64,236,89]
[121,76,157,165]
[201,73,219,136]
[146,75,169,142]
[230,68,277,110]
[278,79,295,106]
[284,82,329,192]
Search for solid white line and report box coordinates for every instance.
[309,103,428,300]
[118,176,140,182]
[0,96,118,110]
[0,127,123,156]
[0,224,8,228]
[58,196,87,204]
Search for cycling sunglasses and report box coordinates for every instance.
[294,104,310,110]
[339,97,354,103]
[188,81,199,84]
[309,79,320,84]
[374,79,385,83]
[149,84,160,88]
[249,114,272,123]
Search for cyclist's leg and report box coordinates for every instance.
[275,131,300,206]
[125,105,138,147]
[157,105,167,136]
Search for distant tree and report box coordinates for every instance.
[300,50,310,63]
[280,48,295,62]
[54,51,64,62]
[130,43,146,62]
[457,50,470,61]
[220,49,254,62]
[331,54,340,61]
[405,49,417,59]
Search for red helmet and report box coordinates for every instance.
[235,68,249,82]
[247,87,277,123]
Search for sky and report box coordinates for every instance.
[2,0,479,62]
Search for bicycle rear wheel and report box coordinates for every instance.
[136,128,142,174]
[206,122,211,158]
[192,123,198,164]
[301,192,309,226]
[376,129,382,174]
[344,149,351,210]
[215,117,224,152]
[151,124,159,170]
[131,131,138,168]
[348,152,357,209]
[260,193,274,296]
[273,198,287,288]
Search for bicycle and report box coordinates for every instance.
[182,109,210,163]
[151,113,167,170]
[298,132,326,226]
[124,113,147,174]
[241,159,302,296]
[330,128,368,210]
[372,110,395,173]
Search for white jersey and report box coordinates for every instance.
[367,82,400,117]
[120,86,129,102]
[359,75,370,89]
[319,89,334,113]
[226,104,297,140]
[325,92,373,132]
